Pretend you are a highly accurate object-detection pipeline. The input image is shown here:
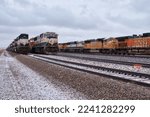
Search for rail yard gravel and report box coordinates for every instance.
[58,52,150,64]
[9,52,150,99]
[33,54,150,75]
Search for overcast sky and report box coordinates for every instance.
[0,0,150,48]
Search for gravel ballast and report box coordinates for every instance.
[58,52,150,64]
[11,53,150,100]
[33,54,150,75]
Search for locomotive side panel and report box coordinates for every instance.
[127,39,134,47]
[84,40,93,49]
[62,43,68,51]
[91,41,102,49]
[76,41,84,52]
[84,40,95,52]
[103,38,118,49]
[58,43,64,51]
[84,39,103,52]
[127,37,149,48]
[148,37,150,46]
[65,42,77,52]
[95,41,103,49]
[126,36,150,54]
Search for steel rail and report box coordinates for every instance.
[29,54,150,86]
[55,54,150,68]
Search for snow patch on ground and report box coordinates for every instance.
[0,51,87,100]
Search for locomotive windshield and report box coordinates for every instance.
[46,33,58,39]
[34,37,37,41]
[47,36,57,39]
[18,34,29,39]
[40,32,58,39]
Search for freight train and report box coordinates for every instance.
[7,32,59,54]
[59,33,150,55]
[7,34,29,54]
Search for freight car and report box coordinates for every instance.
[29,32,58,54]
[7,34,29,54]
[59,32,150,55]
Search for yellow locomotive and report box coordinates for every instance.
[59,32,150,55]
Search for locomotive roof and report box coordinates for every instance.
[84,39,95,43]
[142,32,150,37]
[14,38,18,41]
[19,33,28,37]
[59,42,68,44]
[40,32,58,35]
[96,38,104,41]
[66,41,77,44]
[19,33,28,36]
[18,33,29,39]
[115,36,133,40]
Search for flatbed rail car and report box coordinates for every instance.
[59,32,150,55]
[29,32,58,54]
[7,34,29,54]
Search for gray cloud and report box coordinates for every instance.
[0,0,98,29]
[0,0,150,48]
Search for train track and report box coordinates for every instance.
[59,52,150,58]
[56,53,150,68]
[29,54,150,86]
